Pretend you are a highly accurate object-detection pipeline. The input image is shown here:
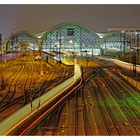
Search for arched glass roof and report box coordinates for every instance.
[41,23,100,55]
[6,32,39,52]
[101,32,132,52]
[3,23,134,56]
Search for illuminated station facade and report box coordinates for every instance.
[3,23,139,58]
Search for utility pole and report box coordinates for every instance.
[131,31,138,77]
[58,38,62,63]
[136,31,139,64]
[132,51,137,75]
[30,92,33,111]
[56,28,62,64]
[104,38,106,56]
[122,31,126,61]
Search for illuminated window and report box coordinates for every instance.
[67,28,74,36]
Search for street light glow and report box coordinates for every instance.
[69,40,73,43]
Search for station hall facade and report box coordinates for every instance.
[4,22,139,56]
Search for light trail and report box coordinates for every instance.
[1,64,81,136]
[19,77,82,136]
[99,57,140,73]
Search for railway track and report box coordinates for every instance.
[81,64,140,135]
[29,62,107,135]
[0,69,73,113]
[0,64,24,110]
[0,55,36,109]
[0,54,73,115]
[100,70,140,135]
[29,59,140,136]
[93,78,122,135]
[2,55,140,136]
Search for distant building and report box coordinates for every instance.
[107,27,140,33]
[107,28,140,50]
[107,27,140,38]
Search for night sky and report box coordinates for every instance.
[0,4,140,42]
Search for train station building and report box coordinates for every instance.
[4,22,137,56]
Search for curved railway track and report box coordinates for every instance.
[0,54,73,115]
[29,59,140,136]
[5,57,139,136]
[29,63,107,136]
[0,64,24,110]
[0,69,73,113]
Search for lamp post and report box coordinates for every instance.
[58,39,61,63]
[122,31,126,61]
[135,31,139,64]
[131,31,139,77]
[92,46,94,58]
[132,49,137,75]
[69,40,73,59]
[131,32,138,76]
[105,38,107,56]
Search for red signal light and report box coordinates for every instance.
[103,83,105,87]
[112,68,116,72]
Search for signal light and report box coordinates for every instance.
[112,68,116,72]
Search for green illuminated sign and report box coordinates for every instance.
[64,25,80,29]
